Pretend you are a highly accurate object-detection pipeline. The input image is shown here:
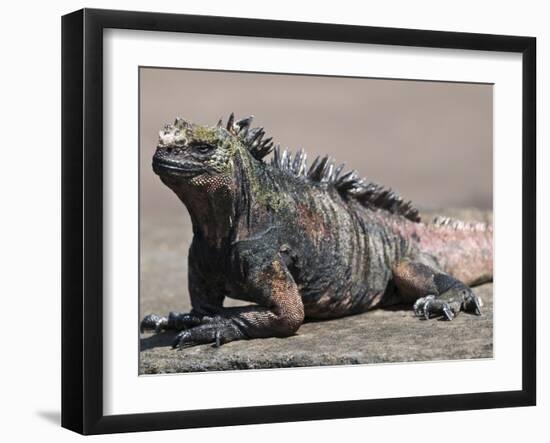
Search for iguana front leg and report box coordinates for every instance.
[171,258,304,348]
[140,251,226,334]
[393,260,482,320]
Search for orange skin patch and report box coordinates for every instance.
[295,202,330,246]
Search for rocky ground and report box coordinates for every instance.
[139,209,493,374]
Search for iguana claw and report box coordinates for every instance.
[463,293,483,316]
[442,304,455,321]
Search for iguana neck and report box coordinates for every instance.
[166,152,274,248]
[165,174,238,249]
[190,196,235,247]
[231,151,278,237]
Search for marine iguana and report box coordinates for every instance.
[141,114,493,349]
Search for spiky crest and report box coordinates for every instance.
[431,216,491,232]
[221,114,421,222]
[224,113,275,160]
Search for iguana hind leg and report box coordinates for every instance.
[393,260,482,320]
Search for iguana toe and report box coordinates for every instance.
[414,297,458,320]
[167,311,203,329]
[462,291,483,316]
[140,314,168,333]
[413,295,435,318]
[140,311,208,334]
[442,303,455,321]
[172,318,244,349]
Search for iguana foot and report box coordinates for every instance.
[393,259,482,321]
[413,286,482,320]
[140,311,203,333]
[172,316,244,348]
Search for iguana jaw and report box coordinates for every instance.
[152,155,205,178]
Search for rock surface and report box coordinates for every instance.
[140,209,493,374]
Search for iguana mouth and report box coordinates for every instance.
[152,157,204,177]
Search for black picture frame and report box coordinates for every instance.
[61,8,536,435]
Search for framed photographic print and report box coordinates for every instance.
[61,8,536,435]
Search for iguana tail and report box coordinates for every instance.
[416,216,493,286]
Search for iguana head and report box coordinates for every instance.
[152,114,274,186]
[153,115,276,240]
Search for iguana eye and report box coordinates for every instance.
[193,144,215,154]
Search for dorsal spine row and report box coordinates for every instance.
[223,113,421,222]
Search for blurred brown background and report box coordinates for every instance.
[139,67,492,317]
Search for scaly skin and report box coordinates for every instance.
[141,115,492,348]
